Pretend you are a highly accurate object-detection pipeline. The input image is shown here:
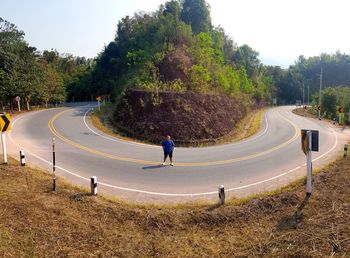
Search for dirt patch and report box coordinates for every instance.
[110,89,255,145]
[1,153,350,256]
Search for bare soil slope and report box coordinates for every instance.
[111,89,252,144]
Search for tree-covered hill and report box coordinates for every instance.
[86,0,275,104]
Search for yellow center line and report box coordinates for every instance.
[48,108,300,167]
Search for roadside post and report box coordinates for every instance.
[306,131,312,194]
[272,98,277,106]
[338,107,344,125]
[52,137,56,191]
[25,96,30,111]
[19,150,26,166]
[0,114,11,165]
[96,96,101,111]
[301,129,319,195]
[15,96,21,112]
[1,132,7,164]
[91,176,97,195]
[344,144,348,159]
[218,185,225,205]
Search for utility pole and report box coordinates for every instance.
[307,84,310,106]
[318,68,323,120]
[302,83,305,107]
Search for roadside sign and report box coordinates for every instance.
[96,96,101,101]
[0,114,11,132]
[301,130,319,195]
[15,96,20,102]
[338,106,344,113]
[301,130,308,155]
[301,129,319,155]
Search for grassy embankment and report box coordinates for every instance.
[1,151,350,256]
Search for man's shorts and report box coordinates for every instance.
[164,151,173,158]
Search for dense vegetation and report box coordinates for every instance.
[0,18,93,110]
[2,0,350,115]
[87,0,275,105]
[275,53,350,105]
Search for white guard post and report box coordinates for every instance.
[91,176,97,195]
[306,131,312,195]
[218,185,225,205]
[1,132,7,164]
[20,150,26,166]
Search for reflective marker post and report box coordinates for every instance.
[218,185,225,205]
[1,132,7,165]
[301,129,319,196]
[0,114,11,165]
[16,96,21,112]
[344,144,348,159]
[91,176,97,195]
[19,150,26,166]
[52,137,56,191]
[306,131,312,195]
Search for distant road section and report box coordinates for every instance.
[7,104,349,203]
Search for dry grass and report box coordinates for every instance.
[1,153,350,256]
[91,105,264,147]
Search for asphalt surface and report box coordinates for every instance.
[6,104,349,203]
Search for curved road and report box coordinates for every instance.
[7,104,349,203]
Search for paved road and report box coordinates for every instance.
[7,104,349,203]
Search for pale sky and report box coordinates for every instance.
[2,0,350,68]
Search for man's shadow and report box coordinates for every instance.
[277,193,311,230]
[142,165,164,170]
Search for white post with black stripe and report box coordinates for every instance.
[1,132,7,165]
[91,176,97,195]
[218,185,225,205]
[344,144,348,159]
[19,150,25,166]
[52,137,56,191]
[306,131,312,195]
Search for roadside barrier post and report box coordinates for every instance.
[19,150,26,166]
[52,137,56,191]
[218,185,225,205]
[344,144,348,159]
[91,176,97,195]
[306,131,312,195]
[1,132,7,164]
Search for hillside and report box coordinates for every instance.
[110,89,255,145]
[88,0,273,110]
[1,152,350,256]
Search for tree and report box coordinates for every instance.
[181,0,212,34]
[321,90,337,118]
[232,44,260,78]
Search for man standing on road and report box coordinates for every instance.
[162,135,175,166]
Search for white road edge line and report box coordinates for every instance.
[8,108,338,197]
